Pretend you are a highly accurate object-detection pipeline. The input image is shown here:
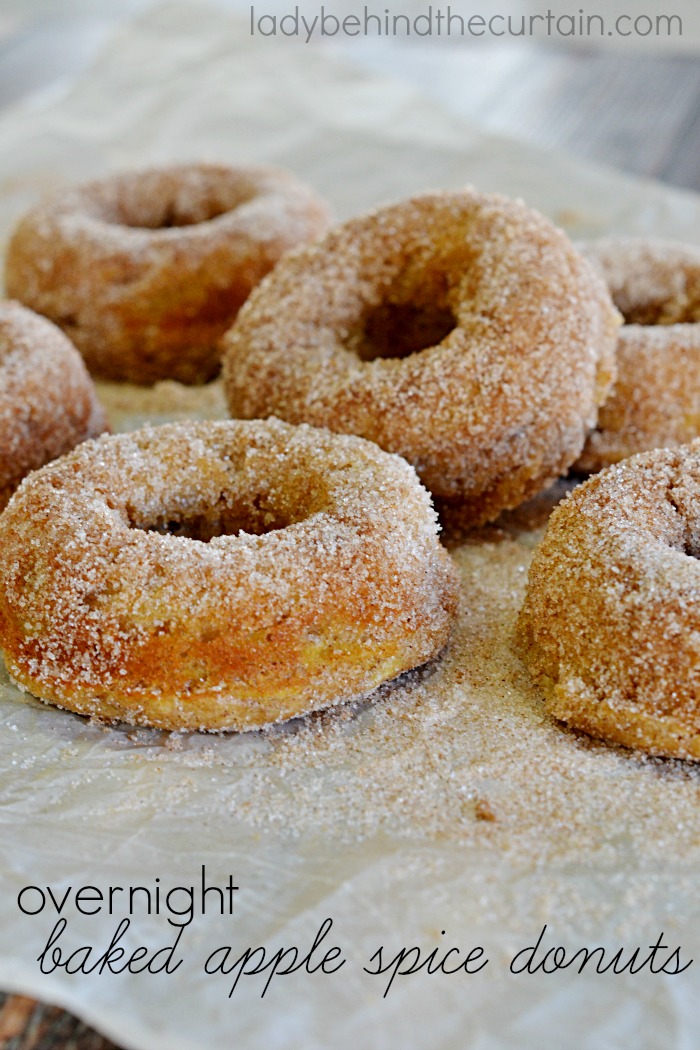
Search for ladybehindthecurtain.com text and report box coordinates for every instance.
[249,6,683,44]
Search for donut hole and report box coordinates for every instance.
[89,170,260,230]
[617,299,700,326]
[612,276,700,326]
[676,524,700,560]
[112,188,255,230]
[351,301,457,361]
[129,492,307,541]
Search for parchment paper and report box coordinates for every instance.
[2,6,700,1049]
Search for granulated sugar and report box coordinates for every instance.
[137,497,700,874]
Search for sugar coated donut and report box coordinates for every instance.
[222,189,619,526]
[0,419,458,731]
[576,237,700,472]
[5,164,330,385]
[517,441,700,760]
[0,301,106,510]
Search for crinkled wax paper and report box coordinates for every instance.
[2,5,700,1049]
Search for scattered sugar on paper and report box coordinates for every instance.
[5,480,700,939]
[138,497,700,881]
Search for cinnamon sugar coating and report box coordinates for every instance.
[0,419,458,731]
[517,442,700,760]
[5,164,330,385]
[576,237,700,472]
[0,301,107,510]
[222,189,619,525]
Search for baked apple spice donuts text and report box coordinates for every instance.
[576,237,700,472]
[518,442,700,761]
[0,301,106,510]
[223,189,620,526]
[6,164,330,385]
[0,419,458,732]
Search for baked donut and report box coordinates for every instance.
[576,237,700,472]
[0,419,458,731]
[5,164,330,385]
[222,189,619,526]
[0,301,106,510]
[517,441,700,760]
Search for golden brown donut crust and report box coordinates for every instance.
[5,164,330,385]
[0,419,458,732]
[576,237,700,472]
[222,189,618,526]
[517,442,700,760]
[0,301,107,510]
